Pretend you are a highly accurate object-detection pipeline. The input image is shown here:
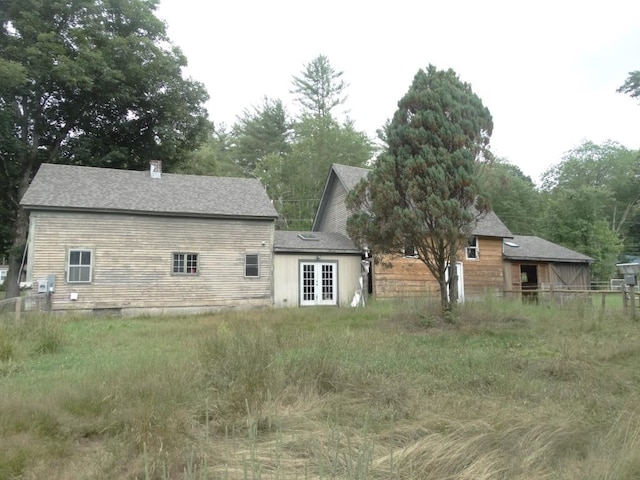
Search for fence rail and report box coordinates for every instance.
[503,286,638,313]
[0,294,50,321]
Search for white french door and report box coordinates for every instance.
[300,262,337,306]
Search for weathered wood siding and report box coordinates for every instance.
[315,178,349,236]
[375,237,505,298]
[549,264,590,289]
[504,261,590,291]
[463,237,505,296]
[274,253,361,307]
[28,211,274,313]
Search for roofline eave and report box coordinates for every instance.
[21,205,279,221]
[273,248,361,255]
[504,256,594,264]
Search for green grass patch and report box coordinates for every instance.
[0,299,639,479]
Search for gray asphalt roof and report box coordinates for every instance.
[504,235,594,263]
[473,209,513,238]
[20,163,278,219]
[326,163,512,238]
[332,163,370,191]
[274,231,361,254]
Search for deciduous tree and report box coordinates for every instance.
[0,0,210,297]
[479,159,542,235]
[348,65,493,314]
[539,140,639,280]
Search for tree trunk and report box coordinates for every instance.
[438,276,451,315]
[4,174,32,299]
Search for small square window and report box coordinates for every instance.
[68,249,92,283]
[173,253,198,274]
[245,254,259,277]
[466,237,479,260]
[403,241,417,258]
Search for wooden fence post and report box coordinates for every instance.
[15,295,21,323]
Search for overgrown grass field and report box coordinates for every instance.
[1,297,640,479]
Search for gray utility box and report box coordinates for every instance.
[36,274,56,293]
[617,263,640,286]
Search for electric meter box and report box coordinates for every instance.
[36,275,56,293]
[37,279,48,293]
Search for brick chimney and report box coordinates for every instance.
[150,160,162,179]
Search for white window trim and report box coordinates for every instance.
[465,237,479,260]
[172,252,199,275]
[244,253,260,278]
[67,248,93,283]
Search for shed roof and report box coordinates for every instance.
[274,231,361,254]
[20,163,278,219]
[314,163,512,238]
[503,235,594,263]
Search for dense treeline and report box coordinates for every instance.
[481,141,640,281]
[176,55,373,230]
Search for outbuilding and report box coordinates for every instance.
[503,235,594,296]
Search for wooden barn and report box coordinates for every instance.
[21,163,278,315]
[503,235,594,296]
[312,164,514,301]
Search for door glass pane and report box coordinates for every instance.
[322,264,334,300]
[303,264,315,301]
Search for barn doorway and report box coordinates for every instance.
[520,264,539,302]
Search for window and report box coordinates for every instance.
[466,237,479,260]
[68,249,92,283]
[403,241,417,258]
[245,254,259,277]
[0,270,6,286]
[173,253,198,274]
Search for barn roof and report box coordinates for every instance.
[274,231,360,254]
[332,163,371,191]
[20,163,278,219]
[313,163,512,238]
[503,235,594,263]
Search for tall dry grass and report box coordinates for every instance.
[1,298,639,479]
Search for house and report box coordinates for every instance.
[0,265,7,287]
[503,235,594,295]
[312,164,513,300]
[273,231,362,307]
[20,162,278,315]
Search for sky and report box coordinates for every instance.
[156,0,640,183]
